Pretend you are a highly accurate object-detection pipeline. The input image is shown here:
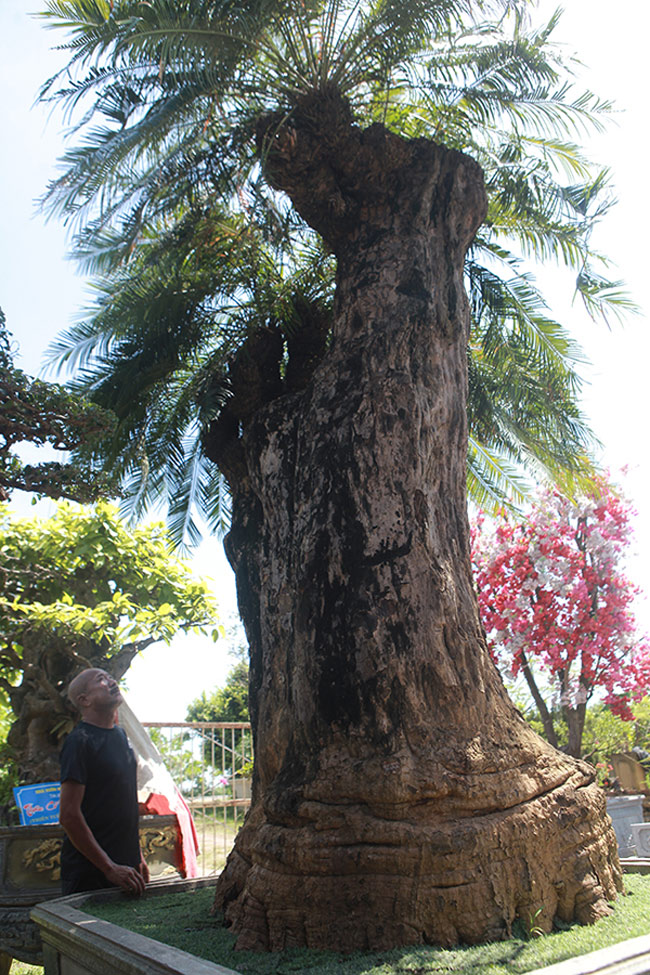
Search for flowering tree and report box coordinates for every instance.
[472,480,650,757]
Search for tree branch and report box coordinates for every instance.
[519,648,558,748]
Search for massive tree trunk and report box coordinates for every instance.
[211,95,620,951]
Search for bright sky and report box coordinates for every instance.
[1,1,649,719]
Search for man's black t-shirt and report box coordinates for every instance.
[59,721,140,894]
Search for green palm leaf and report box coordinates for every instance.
[38,0,631,539]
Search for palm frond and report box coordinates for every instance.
[467,437,531,512]
[38,0,630,543]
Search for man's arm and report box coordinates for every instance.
[59,780,146,895]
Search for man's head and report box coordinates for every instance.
[67,669,122,722]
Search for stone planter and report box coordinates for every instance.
[32,876,240,975]
[525,932,650,975]
[0,823,63,971]
[30,866,650,975]
[0,814,181,970]
[606,794,644,857]
[630,823,650,858]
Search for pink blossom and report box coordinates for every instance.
[472,477,650,723]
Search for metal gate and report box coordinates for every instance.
[143,721,252,876]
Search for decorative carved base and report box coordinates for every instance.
[0,815,182,965]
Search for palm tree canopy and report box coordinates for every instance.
[38,0,629,542]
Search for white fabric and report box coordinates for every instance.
[117,695,200,877]
[117,696,179,803]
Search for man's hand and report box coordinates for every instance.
[139,856,150,884]
[105,862,146,896]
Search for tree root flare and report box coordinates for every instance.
[214,776,621,951]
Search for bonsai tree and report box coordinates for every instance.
[0,307,116,503]
[0,501,219,787]
[36,0,624,950]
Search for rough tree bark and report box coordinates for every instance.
[209,94,620,951]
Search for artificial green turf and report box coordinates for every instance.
[88,874,650,975]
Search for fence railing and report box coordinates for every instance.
[143,721,252,877]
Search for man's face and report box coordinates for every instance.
[80,670,122,711]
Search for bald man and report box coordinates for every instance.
[59,668,149,895]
